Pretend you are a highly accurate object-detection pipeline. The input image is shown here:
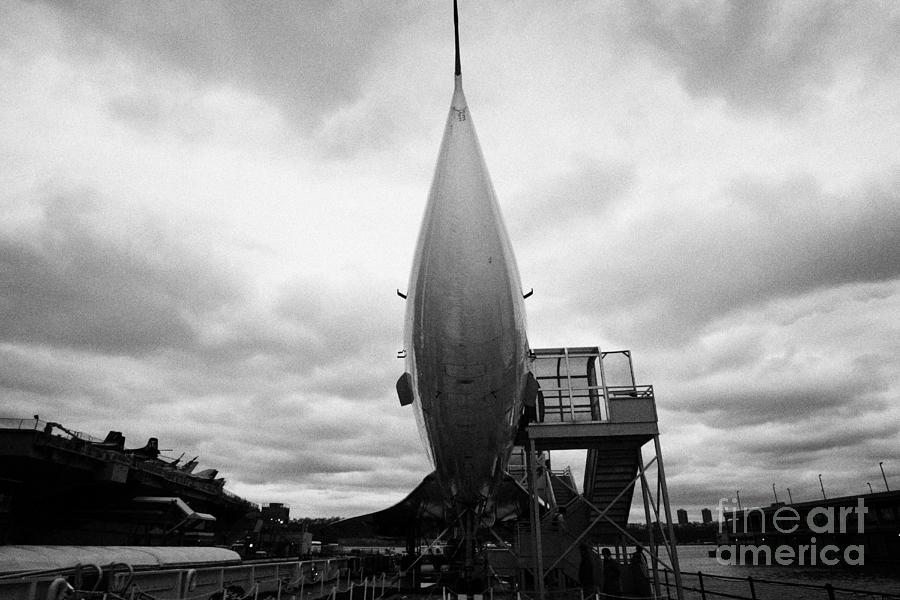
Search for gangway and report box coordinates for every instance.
[515,346,684,600]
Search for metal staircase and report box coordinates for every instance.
[514,520,581,587]
[582,447,640,540]
[549,469,578,508]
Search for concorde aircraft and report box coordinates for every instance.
[395,0,532,512]
[330,1,538,571]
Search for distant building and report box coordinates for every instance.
[677,508,688,525]
[262,503,290,524]
[701,508,713,524]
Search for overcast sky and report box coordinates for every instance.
[2,1,899,520]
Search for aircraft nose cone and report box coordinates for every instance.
[452,76,467,112]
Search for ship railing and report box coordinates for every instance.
[0,417,104,442]
[658,567,900,600]
[24,427,250,502]
[222,488,260,510]
[33,433,207,486]
[113,557,393,600]
[135,457,218,493]
[0,417,42,430]
[0,556,396,600]
[35,432,133,466]
[441,584,574,600]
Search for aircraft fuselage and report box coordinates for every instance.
[403,76,531,508]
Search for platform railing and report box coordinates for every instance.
[533,384,656,426]
[530,348,656,426]
[537,386,599,423]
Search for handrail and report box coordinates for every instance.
[532,347,655,423]
[531,347,653,426]
[533,384,655,425]
[658,567,900,599]
[0,418,104,442]
[14,557,895,600]
[0,418,42,430]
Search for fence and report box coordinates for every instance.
[659,569,900,600]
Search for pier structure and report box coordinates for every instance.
[720,489,900,565]
[504,346,684,600]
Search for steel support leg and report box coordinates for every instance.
[639,449,661,599]
[527,438,545,600]
[654,435,684,600]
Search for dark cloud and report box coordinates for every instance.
[133,396,427,495]
[45,1,411,135]
[628,1,900,113]
[304,359,399,402]
[546,174,900,346]
[655,374,900,505]
[742,421,900,459]
[0,189,402,389]
[671,354,891,427]
[0,193,243,356]
[729,176,900,291]
[168,276,407,399]
[0,345,93,398]
[659,427,900,512]
[274,280,400,363]
[222,443,424,487]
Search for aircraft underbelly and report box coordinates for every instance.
[409,256,528,503]
[403,76,530,507]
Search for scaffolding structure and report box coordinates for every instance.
[513,347,685,600]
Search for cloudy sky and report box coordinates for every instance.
[2,1,899,520]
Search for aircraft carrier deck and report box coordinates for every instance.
[0,417,257,546]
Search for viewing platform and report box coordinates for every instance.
[517,347,658,450]
[510,347,684,599]
[516,347,662,541]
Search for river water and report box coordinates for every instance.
[656,544,900,599]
